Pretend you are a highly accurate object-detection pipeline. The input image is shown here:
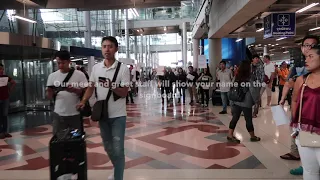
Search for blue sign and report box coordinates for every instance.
[264,13,296,39]
[263,14,272,39]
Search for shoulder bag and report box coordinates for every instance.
[298,74,320,147]
[53,68,75,102]
[228,80,248,102]
[91,62,121,122]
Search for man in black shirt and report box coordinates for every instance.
[187,66,199,105]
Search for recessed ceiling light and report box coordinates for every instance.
[272,45,275,47]
[268,44,271,46]
[276,44,279,45]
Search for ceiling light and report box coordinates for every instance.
[258,44,261,46]
[272,45,275,47]
[296,3,319,13]
[270,54,274,56]
[236,38,243,42]
[309,27,320,31]
[268,44,271,45]
[276,37,287,41]
[256,28,264,32]
[12,15,36,23]
[130,8,139,17]
[264,45,267,47]
[276,44,279,45]
[283,51,289,53]
[44,20,72,24]
[140,34,143,36]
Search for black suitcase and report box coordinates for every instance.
[49,126,88,180]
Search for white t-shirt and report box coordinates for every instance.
[217,69,233,92]
[264,62,275,79]
[89,60,130,119]
[47,69,88,116]
[131,69,137,82]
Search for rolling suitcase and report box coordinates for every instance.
[49,117,87,180]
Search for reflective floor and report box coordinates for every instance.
[0,85,302,180]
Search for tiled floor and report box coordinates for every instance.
[0,85,302,179]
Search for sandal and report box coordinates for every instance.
[250,136,261,142]
[280,153,300,161]
[227,136,241,143]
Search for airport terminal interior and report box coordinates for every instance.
[0,0,320,179]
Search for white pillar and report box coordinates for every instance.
[134,36,138,60]
[84,11,92,48]
[263,46,268,56]
[140,36,144,67]
[182,22,187,68]
[145,36,148,67]
[124,9,130,59]
[110,10,115,36]
[209,38,221,82]
[193,39,199,68]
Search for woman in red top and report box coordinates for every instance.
[291,44,320,180]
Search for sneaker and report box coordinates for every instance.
[219,111,227,114]
[290,166,303,175]
[5,133,12,138]
[108,173,114,180]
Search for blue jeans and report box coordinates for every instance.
[99,116,126,180]
[220,92,229,112]
[0,99,9,134]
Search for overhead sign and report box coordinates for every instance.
[264,13,296,39]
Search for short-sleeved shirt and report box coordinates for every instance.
[264,63,275,79]
[287,66,309,82]
[0,75,12,100]
[217,69,233,92]
[47,70,88,116]
[89,60,130,119]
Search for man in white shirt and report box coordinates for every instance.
[263,55,275,107]
[78,36,130,180]
[46,50,88,134]
[216,61,233,114]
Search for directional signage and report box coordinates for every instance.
[263,13,296,39]
[263,14,272,39]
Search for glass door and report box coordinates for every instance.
[23,60,53,110]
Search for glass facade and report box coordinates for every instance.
[0,45,56,113]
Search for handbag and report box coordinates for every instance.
[91,62,121,122]
[298,74,320,147]
[228,80,248,102]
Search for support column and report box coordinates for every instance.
[84,11,92,49]
[182,22,188,69]
[134,36,138,60]
[263,46,268,56]
[148,36,151,68]
[193,39,199,68]
[84,11,94,75]
[109,10,115,36]
[145,36,148,67]
[124,9,130,59]
[16,10,31,35]
[209,38,221,83]
[140,36,144,67]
